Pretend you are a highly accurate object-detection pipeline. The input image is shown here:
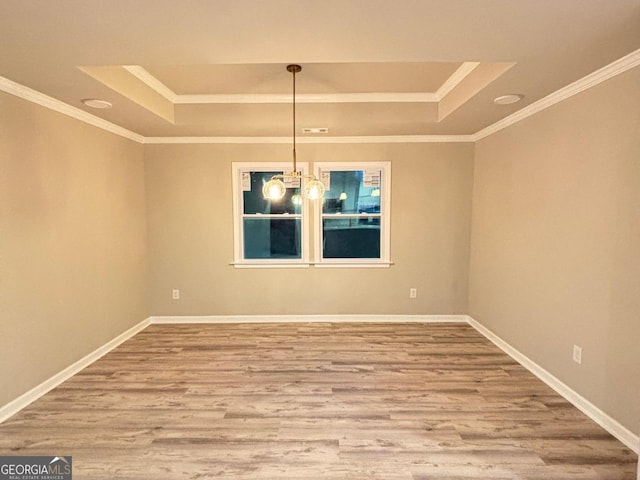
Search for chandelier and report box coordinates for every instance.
[262,65,326,201]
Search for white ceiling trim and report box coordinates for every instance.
[143,135,474,144]
[435,62,480,100]
[176,92,440,104]
[0,75,144,143]
[473,47,640,141]
[123,64,482,105]
[2,49,638,145]
[123,65,178,102]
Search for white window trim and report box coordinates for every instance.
[313,161,391,267]
[232,162,311,267]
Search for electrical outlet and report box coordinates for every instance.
[172,289,180,300]
[573,345,582,364]
[409,288,417,299]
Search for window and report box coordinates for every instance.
[232,163,309,266]
[232,161,390,268]
[314,162,391,266]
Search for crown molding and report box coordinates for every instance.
[126,62,481,105]
[3,48,638,145]
[143,135,474,144]
[0,75,144,143]
[123,64,474,105]
[176,92,440,104]
[472,47,640,141]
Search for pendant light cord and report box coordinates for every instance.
[292,66,297,174]
[286,64,302,175]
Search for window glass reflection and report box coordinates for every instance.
[243,171,302,215]
[322,171,381,214]
[322,217,380,258]
[243,218,301,259]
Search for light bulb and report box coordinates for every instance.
[291,194,302,206]
[303,178,326,200]
[262,178,286,200]
[339,192,347,200]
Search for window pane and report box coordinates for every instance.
[322,170,381,215]
[244,218,301,259]
[322,217,380,259]
[243,171,302,215]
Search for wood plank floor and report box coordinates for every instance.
[0,323,636,479]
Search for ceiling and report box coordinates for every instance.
[1,0,639,140]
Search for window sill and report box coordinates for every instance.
[230,261,311,269]
[230,261,393,269]
[312,261,393,268]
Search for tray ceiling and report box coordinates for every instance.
[0,0,638,139]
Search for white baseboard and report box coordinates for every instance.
[0,315,464,423]
[466,316,639,455]
[149,314,468,324]
[1,313,638,458]
[0,318,151,424]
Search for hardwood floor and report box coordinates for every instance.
[0,323,636,479]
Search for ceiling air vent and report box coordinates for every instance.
[302,127,329,134]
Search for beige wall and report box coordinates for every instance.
[4,60,637,443]
[469,66,640,433]
[145,142,474,316]
[0,92,148,406]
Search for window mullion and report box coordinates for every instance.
[242,214,303,219]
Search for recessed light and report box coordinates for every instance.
[82,98,112,109]
[494,94,524,105]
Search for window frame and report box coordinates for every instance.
[313,161,391,268]
[232,162,311,268]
